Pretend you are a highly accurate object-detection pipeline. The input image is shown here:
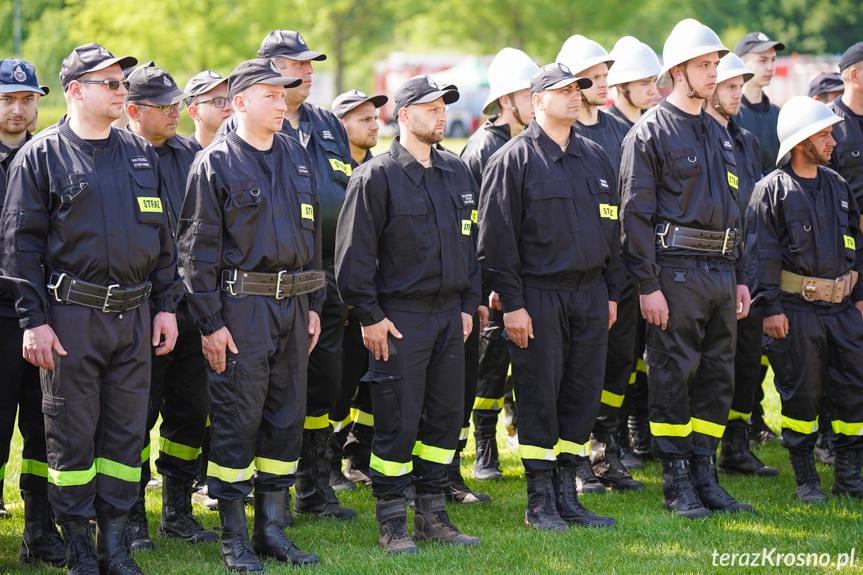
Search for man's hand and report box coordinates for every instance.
[763,313,789,339]
[361,318,402,361]
[308,310,321,355]
[640,290,669,330]
[489,291,502,311]
[23,324,67,370]
[608,301,618,330]
[736,284,751,320]
[152,312,178,356]
[201,326,238,373]
[504,308,533,349]
[477,305,489,331]
[462,312,473,343]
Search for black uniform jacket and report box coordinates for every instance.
[1,122,182,329]
[829,98,863,209]
[745,165,863,317]
[573,109,632,183]
[606,104,635,128]
[151,133,202,233]
[477,119,625,314]
[619,100,746,295]
[0,132,31,317]
[218,102,350,266]
[177,131,324,335]
[727,117,763,229]
[335,136,481,327]
[737,93,780,176]
[460,117,511,188]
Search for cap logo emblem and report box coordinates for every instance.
[558,63,571,74]
[757,33,769,42]
[297,33,306,46]
[12,64,27,83]
[208,70,220,78]
[163,76,171,87]
[270,61,280,73]
[98,46,112,57]
[426,76,438,89]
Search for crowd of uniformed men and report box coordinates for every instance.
[0,18,862,574]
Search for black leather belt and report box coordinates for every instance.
[655,223,741,255]
[221,269,325,299]
[47,271,152,313]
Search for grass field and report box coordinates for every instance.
[1,372,862,574]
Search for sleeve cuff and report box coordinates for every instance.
[761,300,785,318]
[638,278,662,295]
[153,295,179,314]
[20,313,46,330]
[196,313,226,336]
[501,294,525,314]
[356,305,387,327]
[461,298,480,316]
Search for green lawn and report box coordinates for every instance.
[2,375,862,574]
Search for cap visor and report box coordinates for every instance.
[545,77,584,92]
[149,87,191,106]
[192,78,228,97]
[88,55,139,75]
[0,84,46,96]
[276,50,326,62]
[265,76,302,88]
[751,41,785,54]
[368,94,389,108]
[413,89,460,106]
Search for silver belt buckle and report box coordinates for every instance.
[102,284,120,313]
[47,272,67,302]
[275,270,288,300]
[721,228,732,255]
[832,276,846,304]
[656,223,671,248]
[802,279,818,302]
[224,270,238,296]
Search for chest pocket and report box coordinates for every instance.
[228,179,262,209]
[292,174,316,231]
[450,189,476,237]
[784,210,811,256]
[319,139,351,187]
[719,141,739,199]
[666,148,701,182]
[837,199,857,263]
[389,194,431,249]
[528,180,579,237]
[51,172,91,210]
[837,145,862,169]
[130,170,163,225]
[588,176,617,224]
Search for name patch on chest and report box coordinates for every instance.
[841,200,849,211]
[301,203,314,220]
[130,156,152,170]
[599,178,610,189]
[296,163,310,176]
[320,130,336,141]
[727,171,739,190]
[137,197,163,213]
[722,139,733,150]
[599,204,618,220]
[460,192,475,205]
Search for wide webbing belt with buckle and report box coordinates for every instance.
[46,272,152,313]
[655,222,741,255]
[779,270,859,304]
[221,269,325,299]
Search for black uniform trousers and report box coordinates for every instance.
[41,304,151,524]
[727,307,764,427]
[473,308,511,428]
[510,281,608,473]
[765,300,863,452]
[305,272,347,432]
[644,257,737,459]
[206,294,308,501]
[458,315,481,447]
[140,301,209,482]
[330,309,369,458]
[593,278,639,435]
[366,305,464,501]
[0,316,49,495]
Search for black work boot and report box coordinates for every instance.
[628,414,653,460]
[617,426,643,469]
[251,491,319,565]
[590,433,644,491]
[789,449,827,503]
[413,493,482,546]
[660,457,711,519]
[473,425,503,481]
[294,430,357,520]
[815,426,837,466]
[718,424,779,477]
[128,481,152,551]
[60,521,99,575]
[445,456,491,504]
[218,498,263,572]
[691,455,754,513]
[524,470,568,531]
[18,491,66,567]
[553,466,616,528]
[574,455,605,494]
[95,514,144,575]
[157,475,218,544]
[375,499,418,554]
[832,449,863,499]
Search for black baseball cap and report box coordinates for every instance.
[839,42,863,72]
[123,61,153,79]
[393,76,459,114]
[126,66,188,105]
[59,42,137,90]
[734,32,785,57]
[227,59,301,99]
[808,72,844,98]
[257,30,326,61]
[185,70,228,102]
[0,58,46,95]
[332,89,388,118]
[530,63,592,95]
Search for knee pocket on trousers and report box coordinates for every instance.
[763,334,795,390]
[644,346,677,407]
[41,396,68,469]
[362,370,401,436]
[209,356,239,412]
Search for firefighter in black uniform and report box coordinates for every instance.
[327,88,387,491]
[177,59,322,571]
[619,20,754,519]
[0,57,65,567]
[830,44,863,215]
[215,30,355,521]
[1,43,182,575]
[185,70,232,149]
[461,47,538,483]
[557,36,645,491]
[810,73,844,104]
[124,66,218,549]
[703,54,778,478]
[479,63,621,531]
[746,96,863,503]
[336,76,482,554]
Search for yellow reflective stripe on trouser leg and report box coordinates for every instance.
[459,427,469,441]
[350,408,374,427]
[141,441,150,464]
[159,436,203,461]
[208,460,256,483]
[628,371,636,384]
[761,355,770,367]
[473,396,505,411]
[255,457,298,476]
[781,414,818,434]
[95,458,141,483]
[691,418,725,439]
[331,414,353,433]
[831,420,863,436]
[21,459,49,478]
[370,454,412,476]
[650,421,693,437]
[728,409,751,422]
[636,359,647,373]
[519,443,560,461]
[304,414,330,430]
[600,390,625,408]
[557,440,589,457]
[48,463,97,487]
[412,442,455,465]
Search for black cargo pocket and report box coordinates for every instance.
[784,211,811,255]
[228,179,262,208]
[528,180,579,237]
[389,194,431,248]
[450,188,475,237]
[762,333,794,390]
[666,148,701,181]
[130,170,163,225]
[208,355,238,416]
[54,173,91,206]
[320,139,351,187]
[292,175,316,231]
[41,395,67,469]
[644,346,669,369]
[361,369,401,435]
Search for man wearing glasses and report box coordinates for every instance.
[1,42,182,575]
[185,70,232,148]
[124,65,218,551]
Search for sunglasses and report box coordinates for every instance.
[79,79,130,91]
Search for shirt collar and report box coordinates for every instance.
[528,119,581,161]
[390,136,453,185]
